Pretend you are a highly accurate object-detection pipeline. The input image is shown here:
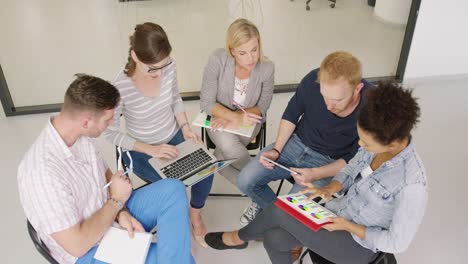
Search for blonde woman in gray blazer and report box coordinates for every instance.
[200,19,274,196]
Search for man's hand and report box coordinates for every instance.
[118,211,145,238]
[259,149,280,169]
[290,167,322,186]
[109,171,133,204]
[144,144,179,159]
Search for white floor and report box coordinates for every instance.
[0,0,405,107]
[2,76,468,263]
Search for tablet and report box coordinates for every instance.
[260,156,299,175]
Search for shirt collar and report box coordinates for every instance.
[46,116,73,159]
[384,140,415,168]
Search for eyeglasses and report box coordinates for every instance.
[147,59,172,74]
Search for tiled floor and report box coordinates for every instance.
[2,76,467,263]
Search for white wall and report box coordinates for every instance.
[405,0,468,79]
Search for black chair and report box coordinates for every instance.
[300,248,397,264]
[27,220,59,264]
[202,122,267,197]
[291,0,337,9]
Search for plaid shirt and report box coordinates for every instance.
[18,117,109,263]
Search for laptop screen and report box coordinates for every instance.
[194,159,235,178]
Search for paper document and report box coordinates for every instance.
[95,225,152,264]
[192,112,255,138]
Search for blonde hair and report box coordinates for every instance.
[225,18,265,61]
[318,51,362,86]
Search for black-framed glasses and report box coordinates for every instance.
[147,59,173,74]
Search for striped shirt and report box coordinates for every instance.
[104,59,185,150]
[18,117,109,264]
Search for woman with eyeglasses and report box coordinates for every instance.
[104,22,210,246]
[199,19,274,219]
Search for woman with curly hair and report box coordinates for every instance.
[204,81,428,264]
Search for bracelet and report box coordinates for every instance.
[109,197,124,211]
[272,148,281,155]
[180,122,189,130]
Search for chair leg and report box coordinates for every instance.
[300,248,312,264]
[276,179,285,196]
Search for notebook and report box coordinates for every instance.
[95,225,152,264]
[275,193,336,231]
[192,112,255,138]
[148,140,236,186]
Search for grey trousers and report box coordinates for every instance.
[207,124,261,186]
[238,204,377,264]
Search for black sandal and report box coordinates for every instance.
[204,232,248,250]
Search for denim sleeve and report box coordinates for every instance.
[354,183,428,253]
[333,147,365,193]
[281,77,308,124]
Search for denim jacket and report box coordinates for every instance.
[325,142,428,253]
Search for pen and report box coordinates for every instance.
[103,169,131,189]
[232,100,248,114]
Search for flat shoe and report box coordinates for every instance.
[204,232,248,250]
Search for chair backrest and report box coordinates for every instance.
[26,220,59,264]
[202,122,267,151]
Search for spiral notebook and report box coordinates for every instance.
[95,225,152,264]
[275,193,336,231]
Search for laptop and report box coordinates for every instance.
[148,140,235,186]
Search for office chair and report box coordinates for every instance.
[291,0,336,9]
[27,220,59,264]
[300,248,397,264]
[202,122,267,197]
[115,146,152,188]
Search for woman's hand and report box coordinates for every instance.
[145,144,179,159]
[299,184,335,203]
[322,217,351,232]
[182,126,203,144]
[210,117,231,131]
[241,112,262,126]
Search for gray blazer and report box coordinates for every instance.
[200,48,275,118]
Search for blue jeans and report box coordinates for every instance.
[237,134,335,209]
[123,130,214,209]
[76,179,195,264]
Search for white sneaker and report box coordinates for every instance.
[240,202,261,226]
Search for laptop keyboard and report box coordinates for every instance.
[160,148,212,179]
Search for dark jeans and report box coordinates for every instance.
[123,130,214,209]
[238,204,377,264]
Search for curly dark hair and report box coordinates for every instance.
[358,81,420,145]
[63,74,120,113]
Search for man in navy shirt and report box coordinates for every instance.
[238,51,372,225]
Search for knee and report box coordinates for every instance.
[155,178,186,195]
[263,230,288,251]
[237,168,254,193]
